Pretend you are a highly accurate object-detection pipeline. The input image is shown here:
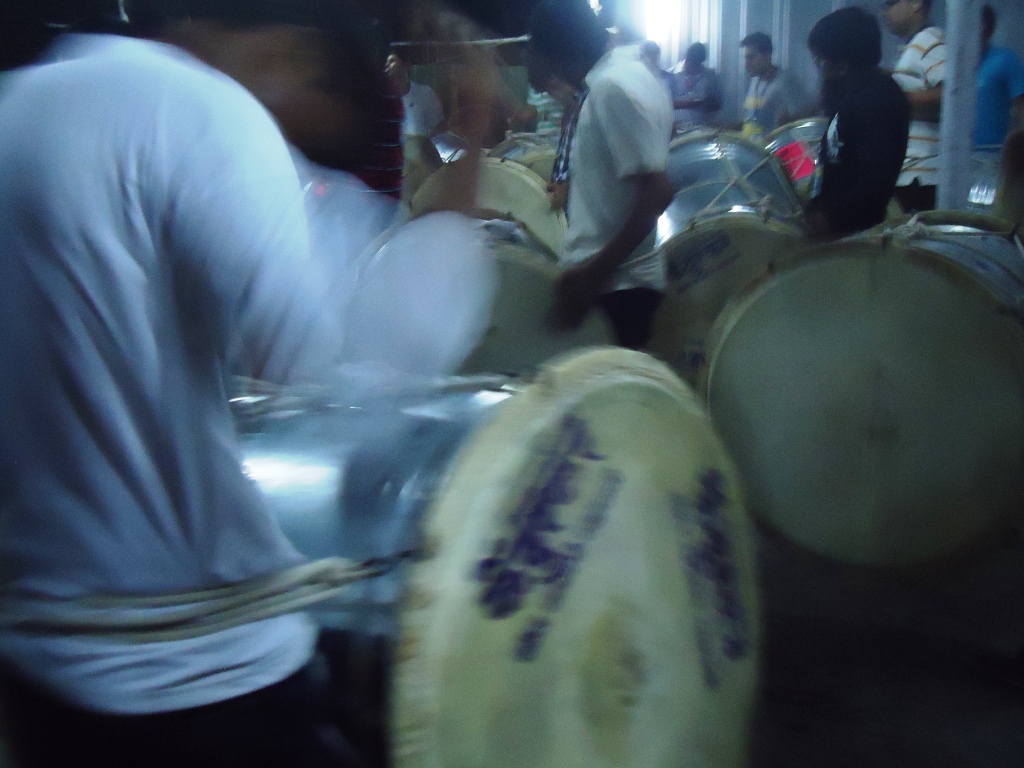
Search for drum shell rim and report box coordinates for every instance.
[699,239,1024,571]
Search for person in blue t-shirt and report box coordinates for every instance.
[976,4,1024,150]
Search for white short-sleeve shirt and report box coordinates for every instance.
[402,80,444,137]
[565,45,674,291]
[892,26,946,186]
[0,35,342,714]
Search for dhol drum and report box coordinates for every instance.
[459,237,613,374]
[237,347,761,768]
[412,157,568,258]
[701,221,1024,568]
[648,209,806,383]
[431,131,469,164]
[403,135,443,204]
[764,118,829,204]
[662,131,802,239]
[489,133,560,185]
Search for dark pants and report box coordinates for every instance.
[893,180,937,214]
[0,630,390,768]
[597,288,664,351]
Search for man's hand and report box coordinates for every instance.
[550,258,611,331]
[548,181,568,211]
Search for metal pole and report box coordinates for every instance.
[937,0,982,210]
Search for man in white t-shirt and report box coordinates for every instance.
[0,1,383,765]
[527,0,674,350]
[386,50,445,138]
[882,0,946,212]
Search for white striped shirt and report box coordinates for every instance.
[892,26,946,187]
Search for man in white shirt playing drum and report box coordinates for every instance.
[527,0,674,350]
[0,1,389,765]
[882,0,946,212]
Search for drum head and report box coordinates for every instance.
[394,348,760,768]
[458,243,613,375]
[649,212,805,383]
[343,212,499,376]
[666,131,800,217]
[412,157,568,258]
[703,242,1024,567]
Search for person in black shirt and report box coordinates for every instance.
[804,7,910,240]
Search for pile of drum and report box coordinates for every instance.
[228,120,1024,767]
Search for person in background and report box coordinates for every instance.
[386,49,445,137]
[804,7,910,240]
[527,0,674,350]
[640,40,674,92]
[671,42,723,132]
[0,0,381,764]
[740,31,811,140]
[881,0,945,212]
[976,4,1024,151]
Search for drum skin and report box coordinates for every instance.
[393,348,761,768]
[412,157,568,259]
[458,241,613,375]
[701,236,1024,568]
[648,211,806,384]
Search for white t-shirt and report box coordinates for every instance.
[565,45,674,291]
[892,26,946,187]
[402,80,444,137]
[0,35,342,714]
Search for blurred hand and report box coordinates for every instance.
[548,181,568,211]
[550,259,609,331]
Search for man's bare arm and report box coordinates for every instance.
[907,84,942,122]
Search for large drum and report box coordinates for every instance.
[663,131,802,237]
[431,131,470,164]
[489,133,560,185]
[238,348,761,768]
[701,222,1024,568]
[764,118,829,204]
[459,238,613,374]
[648,209,806,383]
[412,157,568,258]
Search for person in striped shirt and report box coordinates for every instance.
[882,0,945,212]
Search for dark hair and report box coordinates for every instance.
[125,0,364,34]
[686,42,708,64]
[740,31,772,56]
[982,4,996,36]
[528,0,609,75]
[808,7,882,71]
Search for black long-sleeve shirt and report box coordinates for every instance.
[808,68,910,237]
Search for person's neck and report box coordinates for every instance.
[761,64,777,81]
